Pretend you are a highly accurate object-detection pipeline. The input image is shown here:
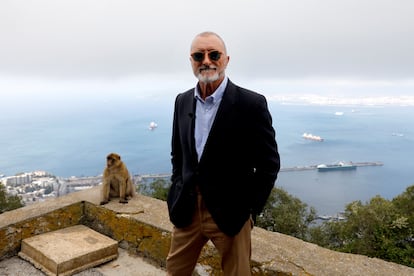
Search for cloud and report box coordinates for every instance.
[1,0,413,92]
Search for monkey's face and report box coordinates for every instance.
[106,153,121,168]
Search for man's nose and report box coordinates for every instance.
[202,53,212,64]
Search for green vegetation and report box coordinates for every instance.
[137,178,169,201]
[256,187,317,240]
[0,182,25,214]
[308,185,414,267]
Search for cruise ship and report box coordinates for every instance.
[302,133,324,142]
[317,162,357,172]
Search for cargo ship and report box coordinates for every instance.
[317,162,357,172]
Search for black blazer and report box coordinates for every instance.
[167,79,280,236]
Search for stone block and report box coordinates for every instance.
[18,225,118,276]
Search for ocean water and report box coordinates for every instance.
[1,98,413,215]
[272,103,414,215]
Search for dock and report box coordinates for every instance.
[280,161,383,172]
[132,161,384,180]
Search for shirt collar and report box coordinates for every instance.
[194,76,228,103]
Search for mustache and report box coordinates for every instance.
[199,65,217,71]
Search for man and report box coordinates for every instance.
[166,31,280,276]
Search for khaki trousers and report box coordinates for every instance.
[166,193,252,276]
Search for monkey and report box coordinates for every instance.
[100,153,135,205]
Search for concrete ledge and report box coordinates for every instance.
[1,187,414,275]
[18,225,118,276]
[0,186,102,260]
[0,202,84,260]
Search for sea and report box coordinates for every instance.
[1,96,413,216]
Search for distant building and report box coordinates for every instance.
[3,173,32,186]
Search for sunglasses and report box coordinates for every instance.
[191,51,222,62]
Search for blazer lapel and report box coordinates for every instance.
[209,80,237,135]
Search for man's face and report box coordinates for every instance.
[190,34,229,84]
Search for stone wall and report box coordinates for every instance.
[1,186,413,275]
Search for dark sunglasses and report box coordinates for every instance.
[191,51,222,62]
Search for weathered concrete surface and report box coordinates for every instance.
[82,200,172,269]
[1,247,166,276]
[0,202,84,260]
[0,186,103,260]
[19,225,118,276]
[1,186,414,275]
[0,186,101,229]
[251,226,414,275]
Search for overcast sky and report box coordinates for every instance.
[1,0,414,101]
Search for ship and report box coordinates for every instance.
[148,121,158,130]
[302,132,324,142]
[317,162,357,172]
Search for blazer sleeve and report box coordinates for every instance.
[250,94,280,216]
[170,94,183,185]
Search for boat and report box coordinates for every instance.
[148,121,158,130]
[302,132,324,142]
[317,162,357,172]
[317,213,346,221]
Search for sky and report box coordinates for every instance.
[1,0,414,105]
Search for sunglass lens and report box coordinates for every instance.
[192,52,204,62]
[209,51,221,61]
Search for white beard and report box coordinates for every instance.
[196,72,220,83]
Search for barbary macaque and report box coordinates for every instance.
[100,153,135,205]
